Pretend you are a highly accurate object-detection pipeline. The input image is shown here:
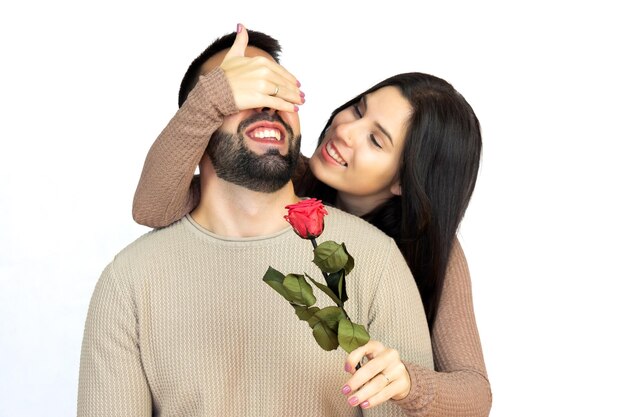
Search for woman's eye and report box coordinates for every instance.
[370,134,382,149]
[352,101,381,148]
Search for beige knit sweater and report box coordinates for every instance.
[131,68,492,416]
[78,209,433,416]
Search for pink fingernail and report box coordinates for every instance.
[236,23,242,33]
[293,105,299,112]
[296,80,301,88]
[344,363,352,372]
[348,396,359,406]
[341,385,351,395]
[360,401,370,409]
[299,91,305,98]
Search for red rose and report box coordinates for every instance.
[284,198,328,239]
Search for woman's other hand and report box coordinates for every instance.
[342,340,411,409]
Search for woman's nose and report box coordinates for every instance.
[334,120,357,147]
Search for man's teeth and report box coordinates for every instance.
[252,129,281,140]
[326,142,347,166]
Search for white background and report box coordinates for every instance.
[1,1,625,416]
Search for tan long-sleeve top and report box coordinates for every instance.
[131,68,492,416]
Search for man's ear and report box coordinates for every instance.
[390,181,402,196]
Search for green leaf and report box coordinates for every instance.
[307,313,321,328]
[342,243,355,275]
[338,318,370,353]
[262,267,290,301]
[305,273,343,306]
[291,304,320,321]
[313,241,348,273]
[309,306,348,352]
[326,270,348,303]
[312,321,339,351]
[284,274,316,307]
[313,306,346,332]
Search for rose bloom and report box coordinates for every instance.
[284,198,328,239]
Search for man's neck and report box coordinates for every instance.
[191,178,300,238]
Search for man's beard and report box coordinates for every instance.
[206,113,301,193]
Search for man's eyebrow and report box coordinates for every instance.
[363,95,393,145]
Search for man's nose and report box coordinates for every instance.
[256,107,277,116]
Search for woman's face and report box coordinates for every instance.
[309,86,412,214]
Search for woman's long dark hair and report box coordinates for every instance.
[296,73,482,329]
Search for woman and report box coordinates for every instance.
[133,26,491,416]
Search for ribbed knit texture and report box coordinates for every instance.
[394,240,491,416]
[130,67,492,416]
[78,208,433,416]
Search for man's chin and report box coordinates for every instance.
[232,177,291,194]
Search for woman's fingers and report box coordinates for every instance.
[222,57,303,112]
[220,24,303,112]
[344,340,385,374]
[258,73,304,109]
[342,340,411,409]
[355,374,411,409]
[225,68,302,112]
[223,23,249,60]
[347,346,399,390]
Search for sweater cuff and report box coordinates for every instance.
[393,361,435,415]
[196,67,239,117]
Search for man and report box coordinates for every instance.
[78,26,433,417]
[131,25,303,227]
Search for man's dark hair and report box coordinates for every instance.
[178,29,282,107]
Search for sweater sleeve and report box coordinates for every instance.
[77,262,152,417]
[393,238,492,417]
[132,68,238,228]
[364,238,434,417]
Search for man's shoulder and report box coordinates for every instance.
[109,218,189,267]
[319,206,410,289]
[323,206,393,247]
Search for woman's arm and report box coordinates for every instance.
[394,238,492,417]
[132,68,236,228]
